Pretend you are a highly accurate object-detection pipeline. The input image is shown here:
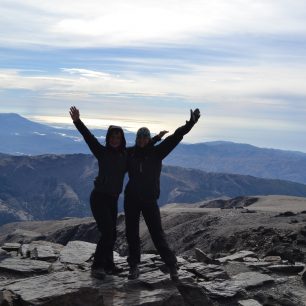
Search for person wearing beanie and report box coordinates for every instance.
[69,106,166,280]
[124,109,201,282]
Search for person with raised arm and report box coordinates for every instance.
[69,106,167,280]
[124,109,201,282]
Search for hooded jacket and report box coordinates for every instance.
[74,119,127,196]
[74,119,161,196]
[125,120,195,201]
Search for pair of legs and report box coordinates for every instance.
[90,190,118,270]
[124,195,177,268]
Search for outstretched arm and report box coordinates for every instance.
[151,130,169,145]
[155,109,200,159]
[69,106,105,158]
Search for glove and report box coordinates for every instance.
[189,108,201,124]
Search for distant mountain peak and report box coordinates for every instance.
[0,113,24,118]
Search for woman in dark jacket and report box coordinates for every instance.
[124,109,200,281]
[69,106,165,279]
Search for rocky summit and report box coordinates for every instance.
[0,239,305,305]
[1,196,306,305]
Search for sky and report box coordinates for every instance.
[0,0,306,151]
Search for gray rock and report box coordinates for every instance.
[0,248,8,257]
[4,229,45,244]
[133,268,193,289]
[243,257,258,262]
[216,251,257,263]
[59,241,96,265]
[199,280,244,298]
[267,264,305,273]
[200,271,273,299]
[176,282,214,306]
[238,299,262,306]
[1,242,21,252]
[0,271,104,306]
[19,243,29,257]
[0,270,187,306]
[263,256,282,262]
[0,257,51,275]
[48,260,68,273]
[182,263,229,281]
[232,272,274,289]
[27,241,63,261]
[194,248,216,264]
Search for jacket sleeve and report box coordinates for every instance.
[154,120,195,160]
[73,119,105,159]
[151,135,162,145]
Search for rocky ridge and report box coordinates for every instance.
[1,240,306,306]
[1,196,306,305]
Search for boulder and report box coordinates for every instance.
[0,271,104,306]
[182,263,229,281]
[59,241,96,265]
[0,257,51,275]
[27,241,63,262]
[232,272,274,289]
[1,242,21,252]
[201,269,273,299]
[199,280,245,299]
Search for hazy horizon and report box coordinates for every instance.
[1,1,305,151]
[1,111,306,154]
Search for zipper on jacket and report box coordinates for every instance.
[140,162,143,173]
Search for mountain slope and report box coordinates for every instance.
[0,113,136,155]
[1,153,306,226]
[164,141,306,184]
[1,113,306,184]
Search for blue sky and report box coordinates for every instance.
[1,0,306,151]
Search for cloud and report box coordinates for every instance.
[1,0,306,151]
[1,0,306,48]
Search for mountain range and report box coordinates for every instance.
[1,113,306,184]
[1,153,306,226]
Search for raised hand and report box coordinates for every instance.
[190,108,201,123]
[158,130,169,139]
[69,106,80,122]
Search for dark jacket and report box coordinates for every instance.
[74,119,161,196]
[74,119,127,196]
[125,120,195,201]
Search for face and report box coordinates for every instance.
[109,131,122,148]
[136,136,150,148]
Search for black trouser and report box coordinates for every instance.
[90,190,118,270]
[124,195,177,267]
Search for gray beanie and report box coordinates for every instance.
[136,127,151,138]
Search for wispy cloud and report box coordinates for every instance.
[1,0,306,48]
[0,0,306,151]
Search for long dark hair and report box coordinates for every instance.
[105,125,126,150]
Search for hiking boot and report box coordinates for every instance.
[91,267,106,280]
[105,265,124,275]
[168,265,179,282]
[128,265,140,280]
